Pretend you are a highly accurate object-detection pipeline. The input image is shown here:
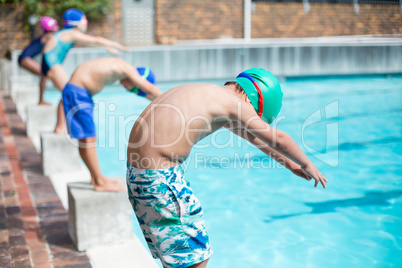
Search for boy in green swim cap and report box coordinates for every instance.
[126,68,328,268]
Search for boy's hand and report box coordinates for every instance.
[120,78,134,90]
[106,46,121,55]
[291,166,309,180]
[111,41,129,52]
[301,163,328,189]
[117,44,129,52]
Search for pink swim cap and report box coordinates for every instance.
[39,16,59,31]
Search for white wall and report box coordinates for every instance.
[10,37,402,82]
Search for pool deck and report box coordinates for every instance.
[0,95,91,267]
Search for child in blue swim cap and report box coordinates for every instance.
[41,8,128,134]
[62,57,162,192]
[125,68,328,267]
[63,8,86,28]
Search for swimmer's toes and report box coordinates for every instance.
[106,177,121,184]
[94,183,124,192]
[54,127,66,135]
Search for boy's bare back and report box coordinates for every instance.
[70,58,132,94]
[127,83,256,169]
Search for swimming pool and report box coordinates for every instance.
[45,75,402,267]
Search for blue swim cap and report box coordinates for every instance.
[63,8,85,28]
[130,67,156,97]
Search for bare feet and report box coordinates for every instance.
[92,176,124,192]
[39,100,52,105]
[94,182,125,192]
[104,177,120,184]
[54,126,66,135]
[91,176,120,185]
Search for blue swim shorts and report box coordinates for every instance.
[62,83,96,139]
[126,163,213,268]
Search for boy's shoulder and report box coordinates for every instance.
[65,28,84,38]
[169,83,226,96]
[168,83,241,109]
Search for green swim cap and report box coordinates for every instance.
[235,68,283,124]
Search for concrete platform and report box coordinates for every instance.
[9,75,34,99]
[27,104,57,151]
[0,59,11,92]
[41,132,86,176]
[68,182,133,251]
[14,86,39,121]
[87,238,160,268]
[26,104,57,137]
[49,169,91,209]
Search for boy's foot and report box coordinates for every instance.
[91,176,121,185]
[38,101,52,105]
[92,176,124,192]
[54,126,66,135]
[93,182,125,192]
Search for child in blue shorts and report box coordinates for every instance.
[63,57,162,192]
[126,68,328,267]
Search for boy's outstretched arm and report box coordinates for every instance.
[232,126,327,188]
[232,106,328,188]
[72,31,129,54]
[228,127,327,187]
[229,127,302,169]
[121,64,163,100]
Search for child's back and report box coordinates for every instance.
[128,83,255,169]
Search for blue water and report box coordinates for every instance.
[45,75,402,268]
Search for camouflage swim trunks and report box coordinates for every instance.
[126,163,213,268]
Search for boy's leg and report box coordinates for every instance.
[47,65,69,134]
[187,259,209,268]
[78,137,124,192]
[19,58,41,76]
[19,58,50,105]
[54,100,66,134]
[61,83,121,192]
[47,65,69,91]
[39,76,50,105]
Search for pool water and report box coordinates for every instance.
[45,75,402,268]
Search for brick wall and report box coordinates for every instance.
[83,0,123,43]
[154,1,401,42]
[1,1,401,57]
[252,3,402,38]
[0,5,26,58]
[0,1,122,58]
[155,0,244,43]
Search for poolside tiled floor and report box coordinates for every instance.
[0,95,91,268]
